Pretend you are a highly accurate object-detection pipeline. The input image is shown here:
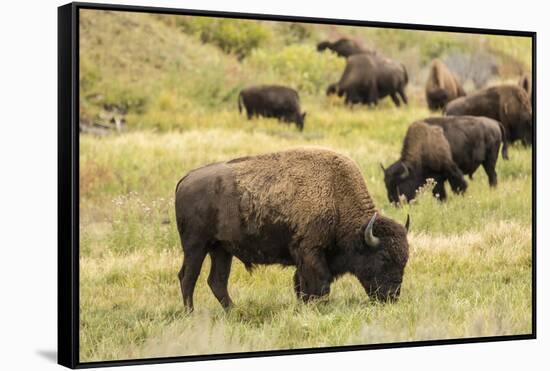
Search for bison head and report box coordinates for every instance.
[381,161,424,204]
[427,88,450,111]
[296,112,306,131]
[317,41,330,52]
[354,213,410,302]
[326,83,339,96]
[505,90,533,145]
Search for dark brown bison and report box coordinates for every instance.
[425,59,466,111]
[175,148,410,311]
[518,74,532,104]
[327,54,408,107]
[316,38,374,58]
[238,85,306,131]
[382,116,507,203]
[445,85,532,145]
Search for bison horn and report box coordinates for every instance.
[404,214,410,233]
[364,212,380,248]
[400,163,410,179]
[380,163,385,172]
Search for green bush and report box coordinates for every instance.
[246,44,345,94]
[177,17,272,59]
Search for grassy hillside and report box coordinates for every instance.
[79,10,531,131]
[79,10,533,362]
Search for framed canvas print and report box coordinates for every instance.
[58,2,536,368]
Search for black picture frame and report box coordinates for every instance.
[58,2,536,368]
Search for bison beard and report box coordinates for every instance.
[175,148,410,311]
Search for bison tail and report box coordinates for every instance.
[498,122,510,160]
[238,91,243,114]
[402,63,409,85]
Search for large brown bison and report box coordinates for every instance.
[316,38,374,58]
[238,85,306,131]
[382,116,507,203]
[445,85,532,145]
[175,148,410,311]
[425,59,466,111]
[518,74,532,104]
[327,54,408,107]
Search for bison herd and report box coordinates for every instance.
[176,36,533,311]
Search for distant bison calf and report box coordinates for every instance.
[383,116,507,203]
[238,85,306,131]
[445,85,532,145]
[175,148,410,311]
[425,59,466,111]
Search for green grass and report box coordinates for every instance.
[79,105,532,361]
[79,10,532,363]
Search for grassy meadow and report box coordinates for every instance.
[78,10,533,362]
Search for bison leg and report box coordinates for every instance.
[178,241,207,312]
[482,146,499,187]
[390,93,401,107]
[293,270,304,300]
[432,177,447,201]
[446,165,468,194]
[207,247,234,310]
[398,88,408,105]
[294,249,332,302]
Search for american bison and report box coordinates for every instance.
[238,85,306,131]
[425,59,466,111]
[445,85,532,145]
[316,38,374,58]
[327,54,408,107]
[518,74,532,104]
[175,148,410,311]
[382,116,507,203]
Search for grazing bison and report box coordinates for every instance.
[327,54,408,107]
[238,85,306,131]
[317,38,374,58]
[382,121,467,203]
[518,74,532,104]
[175,148,410,311]
[382,116,508,202]
[445,85,532,145]
[425,59,466,111]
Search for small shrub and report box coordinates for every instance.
[246,44,345,94]
[177,17,271,59]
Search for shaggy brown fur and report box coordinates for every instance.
[425,59,466,110]
[175,148,409,311]
[445,85,532,145]
[401,122,455,172]
[230,148,377,247]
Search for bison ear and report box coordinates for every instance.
[302,112,307,120]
